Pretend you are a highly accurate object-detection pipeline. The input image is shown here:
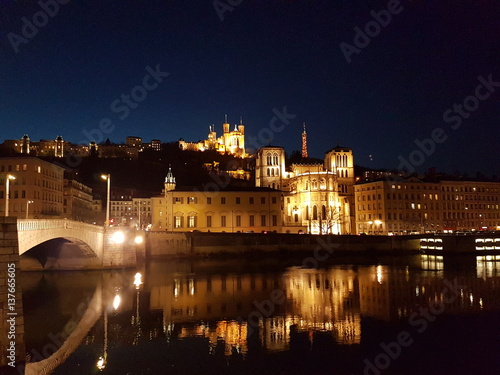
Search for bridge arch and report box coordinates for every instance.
[17,219,104,257]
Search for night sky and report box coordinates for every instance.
[1,0,499,176]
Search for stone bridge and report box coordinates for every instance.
[16,219,138,270]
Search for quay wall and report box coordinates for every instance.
[146,232,422,257]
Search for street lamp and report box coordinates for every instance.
[5,174,16,217]
[26,200,33,219]
[101,174,111,227]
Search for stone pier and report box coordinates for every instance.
[0,217,25,372]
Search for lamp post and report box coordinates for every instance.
[5,174,16,217]
[26,200,33,219]
[101,174,111,227]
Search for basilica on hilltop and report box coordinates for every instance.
[178,115,246,158]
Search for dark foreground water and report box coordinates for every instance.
[21,254,500,375]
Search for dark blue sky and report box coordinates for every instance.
[1,0,499,176]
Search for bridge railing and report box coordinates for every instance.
[17,219,104,232]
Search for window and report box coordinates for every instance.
[236,215,241,227]
[221,215,227,227]
[272,215,277,226]
[221,197,226,204]
[272,197,277,204]
[249,197,254,204]
[174,197,183,204]
[261,197,265,204]
[206,216,212,227]
[207,197,212,204]
[249,215,255,226]
[236,197,241,204]
[175,216,182,228]
[188,197,196,204]
[261,215,266,226]
[188,216,196,228]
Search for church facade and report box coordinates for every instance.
[255,146,355,234]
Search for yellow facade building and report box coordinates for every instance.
[151,168,282,232]
[0,157,64,218]
[355,178,500,235]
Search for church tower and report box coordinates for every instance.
[255,146,286,190]
[21,134,30,154]
[55,135,64,157]
[164,166,176,195]
[301,123,308,158]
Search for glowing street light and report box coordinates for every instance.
[134,272,143,289]
[101,174,111,227]
[110,230,125,244]
[26,200,33,219]
[5,174,16,217]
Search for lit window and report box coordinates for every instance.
[175,216,182,228]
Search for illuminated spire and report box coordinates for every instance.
[165,166,175,184]
[301,122,308,158]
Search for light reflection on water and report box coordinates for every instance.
[20,256,500,375]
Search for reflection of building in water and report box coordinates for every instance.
[146,263,500,357]
[284,268,361,344]
[421,255,444,271]
[477,255,500,278]
[178,321,248,356]
[358,261,500,322]
[149,272,286,353]
[150,273,285,322]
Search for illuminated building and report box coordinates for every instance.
[178,115,246,158]
[0,157,64,217]
[63,179,95,223]
[151,168,282,232]
[1,135,160,159]
[355,178,500,235]
[255,146,355,234]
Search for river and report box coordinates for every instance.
[20,254,500,374]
